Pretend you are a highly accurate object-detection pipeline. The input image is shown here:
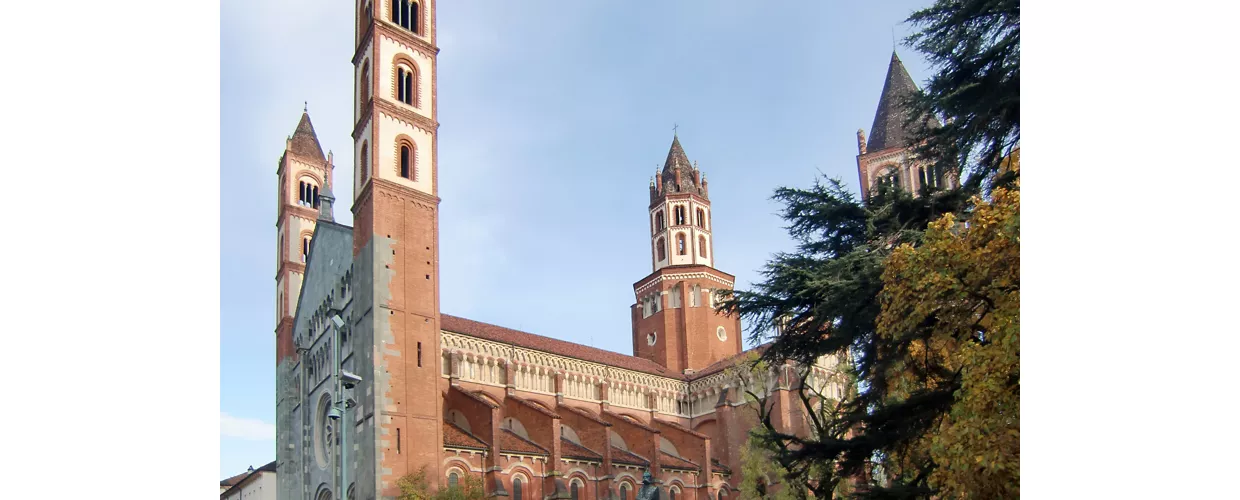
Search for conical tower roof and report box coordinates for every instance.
[662,135,692,174]
[654,134,708,199]
[866,52,940,152]
[288,111,326,161]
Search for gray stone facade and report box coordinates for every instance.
[277,221,380,500]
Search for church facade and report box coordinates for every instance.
[272,3,935,500]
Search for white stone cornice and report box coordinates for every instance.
[635,272,733,295]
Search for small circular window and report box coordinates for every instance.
[647,332,657,346]
[716,326,727,341]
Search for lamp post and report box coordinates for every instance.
[326,309,360,500]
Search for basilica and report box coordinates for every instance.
[272,2,942,500]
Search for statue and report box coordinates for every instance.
[636,470,661,500]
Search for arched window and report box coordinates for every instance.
[670,487,678,500]
[696,208,705,228]
[620,484,629,500]
[699,235,707,258]
[299,181,318,207]
[359,1,372,41]
[674,206,686,225]
[656,238,666,262]
[359,62,370,109]
[923,164,943,189]
[876,167,900,190]
[655,210,665,232]
[410,1,420,33]
[391,0,420,34]
[513,477,523,500]
[718,488,728,500]
[396,66,414,106]
[399,142,414,180]
[570,481,579,500]
[677,233,686,255]
[448,472,459,488]
[360,142,369,183]
[302,236,311,262]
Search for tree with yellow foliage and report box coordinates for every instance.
[877,160,1018,498]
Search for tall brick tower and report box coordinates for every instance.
[351,0,443,497]
[631,134,743,374]
[275,111,334,364]
[855,51,955,200]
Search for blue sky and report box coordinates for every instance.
[221,0,936,478]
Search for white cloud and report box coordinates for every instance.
[221,412,276,441]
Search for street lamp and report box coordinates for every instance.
[325,308,360,500]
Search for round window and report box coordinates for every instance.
[716,326,727,341]
[647,332,657,346]
[314,393,334,470]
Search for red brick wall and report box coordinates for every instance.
[632,270,743,373]
[356,180,445,497]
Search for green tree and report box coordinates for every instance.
[740,432,803,500]
[906,0,1020,190]
[716,0,1019,497]
[396,467,487,500]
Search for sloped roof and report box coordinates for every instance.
[220,461,276,496]
[603,410,660,433]
[288,111,326,161]
[509,395,561,418]
[220,471,249,488]
[558,405,611,426]
[561,438,603,461]
[711,458,732,474]
[866,52,940,152]
[654,419,709,440]
[440,314,681,379]
[656,134,707,198]
[659,451,699,471]
[443,421,489,450]
[456,388,500,409]
[662,135,692,174]
[499,428,549,456]
[611,447,650,466]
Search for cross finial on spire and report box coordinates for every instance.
[673,123,678,136]
[892,26,896,51]
[304,101,308,112]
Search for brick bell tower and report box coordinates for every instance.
[275,110,333,364]
[856,51,957,201]
[351,0,443,496]
[631,134,743,374]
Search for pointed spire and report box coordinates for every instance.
[866,51,940,153]
[318,176,335,222]
[288,110,326,161]
[662,135,691,173]
[656,133,708,199]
